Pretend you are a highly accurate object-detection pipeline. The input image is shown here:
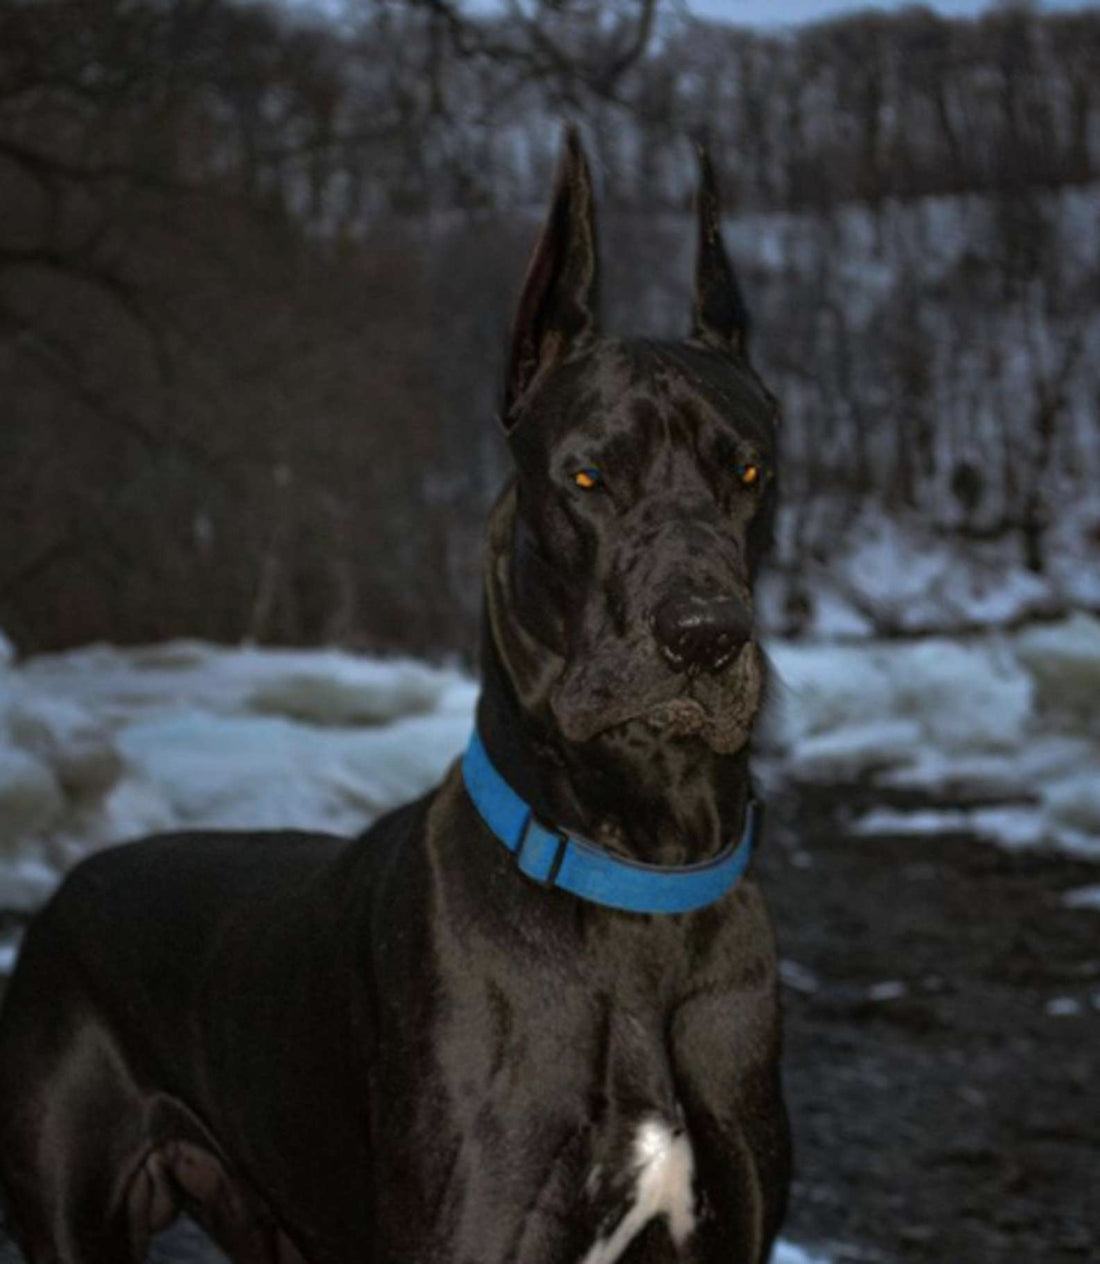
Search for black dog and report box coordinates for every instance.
[0,130,789,1263]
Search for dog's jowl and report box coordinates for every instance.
[0,129,789,1264]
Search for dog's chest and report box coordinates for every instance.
[428,975,707,1261]
[581,1113,698,1263]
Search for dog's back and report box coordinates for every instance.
[0,818,411,1262]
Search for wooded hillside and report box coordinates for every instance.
[3,0,1098,653]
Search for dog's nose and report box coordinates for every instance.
[652,592,753,674]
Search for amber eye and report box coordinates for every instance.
[736,461,763,487]
[574,468,602,490]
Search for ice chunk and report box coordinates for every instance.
[0,748,64,840]
[1062,885,1100,911]
[17,642,462,730]
[1054,829,1100,862]
[1014,613,1100,728]
[1044,772,1100,836]
[771,1241,832,1264]
[768,638,1033,755]
[0,934,23,975]
[853,807,970,837]
[967,805,1051,850]
[878,737,1097,803]
[92,777,178,847]
[113,697,473,837]
[787,720,922,782]
[890,640,1033,751]
[829,515,1052,634]
[246,653,449,726]
[778,959,820,994]
[0,855,59,910]
[765,643,895,748]
[853,804,1049,850]
[8,695,123,799]
[868,981,907,1002]
[1045,997,1081,1017]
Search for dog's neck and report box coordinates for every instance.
[476,493,754,868]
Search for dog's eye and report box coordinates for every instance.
[573,468,603,491]
[736,462,763,488]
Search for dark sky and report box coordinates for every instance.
[688,0,1085,27]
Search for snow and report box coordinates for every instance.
[764,614,1100,859]
[849,802,1100,856]
[0,938,20,975]
[1062,885,1100,911]
[0,857,58,911]
[771,1243,831,1264]
[109,700,476,837]
[867,981,907,1002]
[875,736,1095,801]
[0,641,478,902]
[760,498,1100,646]
[779,959,821,994]
[1045,997,1082,1018]
[726,186,1100,646]
[824,516,1057,637]
[14,640,455,728]
[765,635,1035,756]
[1043,772,1100,836]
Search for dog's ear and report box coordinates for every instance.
[503,125,599,428]
[691,147,751,357]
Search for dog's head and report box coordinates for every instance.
[487,129,779,759]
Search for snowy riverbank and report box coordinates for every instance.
[2,614,1098,917]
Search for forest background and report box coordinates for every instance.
[3,0,1099,657]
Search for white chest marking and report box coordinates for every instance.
[580,1117,697,1264]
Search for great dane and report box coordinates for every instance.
[0,129,789,1263]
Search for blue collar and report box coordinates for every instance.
[461,730,761,915]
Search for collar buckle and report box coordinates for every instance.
[515,813,570,888]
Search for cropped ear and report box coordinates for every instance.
[503,125,599,427]
[691,147,751,357]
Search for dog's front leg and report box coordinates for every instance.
[668,907,790,1261]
